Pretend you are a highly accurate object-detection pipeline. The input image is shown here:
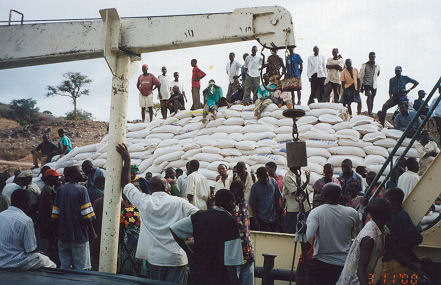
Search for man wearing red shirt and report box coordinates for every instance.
[191,59,206,110]
[137,64,161,122]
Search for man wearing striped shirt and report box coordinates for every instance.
[52,166,97,270]
[191,59,206,110]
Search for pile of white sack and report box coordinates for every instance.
[43,102,422,191]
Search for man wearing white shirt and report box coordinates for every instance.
[226,52,242,103]
[307,46,327,104]
[158,66,172,119]
[186,160,209,210]
[397,158,420,200]
[323,48,344,103]
[116,143,199,284]
[243,46,263,105]
[359,52,381,116]
[171,72,187,110]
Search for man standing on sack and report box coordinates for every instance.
[359,52,381,116]
[307,46,327,104]
[137,64,161,122]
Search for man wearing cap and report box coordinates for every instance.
[394,100,422,137]
[31,134,59,169]
[39,169,62,264]
[378,66,418,126]
[137,64,161,122]
[202,79,223,123]
[131,165,150,194]
[413,90,429,116]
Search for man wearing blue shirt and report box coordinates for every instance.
[394,100,422,137]
[338,159,364,196]
[379,66,418,126]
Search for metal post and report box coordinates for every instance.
[99,55,133,273]
[262,254,277,285]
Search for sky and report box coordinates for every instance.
[0,0,440,122]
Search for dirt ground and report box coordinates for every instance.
[0,118,108,173]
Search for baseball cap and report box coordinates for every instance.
[130,165,139,174]
[43,169,62,178]
[18,170,33,178]
[418,90,426,95]
[142,64,148,68]
[395,66,402,71]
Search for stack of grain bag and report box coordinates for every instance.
[47,102,421,188]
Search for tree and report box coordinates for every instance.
[42,110,53,115]
[46,72,92,120]
[10,98,39,125]
[64,109,94,121]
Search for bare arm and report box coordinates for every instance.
[357,236,374,285]
[116,143,131,188]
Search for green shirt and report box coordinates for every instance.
[60,135,72,153]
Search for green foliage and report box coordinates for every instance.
[9,98,40,125]
[64,109,94,121]
[153,103,161,112]
[42,110,53,115]
[47,72,92,120]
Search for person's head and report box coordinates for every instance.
[185,161,191,174]
[229,52,235,61]
[217,164,227,176]
[366,198,391,227]
[313,194,325,208]
[161,66,167,75]
[16,170,33,187]
[64,166,85,184]
[175,168,183,178]
[0,195,10,213]
[417,90,426,100]
[40,165,51,178]
[265,162,277,177]
[348,180,361,198]
[345,58,352,69]
[270,48,277,55]
[235,162,247,177]
[366,171,377,186]
[188,160,200,173]
[322,182,342,205]
[406,157,419,173]
[384,187,405,208]
[145,172,152,181]
[58,128,65,138]
[43,169,62,187]
[11,189,31,213]
[191,59,197,67]
[398,101,409,115]
[323,163,334,181]
[313,45,319,55]
[209,79,215,86]
[42,134,49,143]
[142,64,148,75]
[256,167,269,184]
[172,85,180,94]
[395,66,402,76]
[95,176,105,190]
[243,53,249,61]
[173,72,179,81]
[149,175,167,193]
[332,48,339,58]
[368,51,376,62]
[251,46,257,56]
[130,165,139,180]
[13,170,21,183]
[356,166,367,178]
[165,167,176,179]
[81,160,94,176]
[214,189,236,214]
[230,180,246,205]
[420,130,430,144]
[341,159,353,176]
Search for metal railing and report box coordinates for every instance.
[365,76,441,199]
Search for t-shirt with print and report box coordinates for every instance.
[137,73,161,96]
[59,135,72,153]
[245,55,263,78]
[52,183,95,243]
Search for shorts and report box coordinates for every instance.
[364,85,377,97]
[139,93,153,108]
[341,86,360,104]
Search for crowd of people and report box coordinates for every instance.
[0,136,440,284]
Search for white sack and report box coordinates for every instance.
[243,124,273,133]
[373,138,397,148]
[182,122,203,133]
[127,123,149,132]
[212,139,236,149]
[224,117,245,126]
[228,133,244,141]
[313,123,335,134]
[192,153,224,162]
[275,133,293,142]
[363,132,386,142]
[364,146,390,157]
[217,125,243,134]
[297,116,318,126]
[127,144,146,153]
[335,129,360,139]
[155,151,185,165]
[364,155,386,165]
[332,121,354,131]
[241,111,256,120]
[276,126,293,134]
[328,146,366,157]
[151,125,182,134]
[354,124,379,135]
[182,149,202,160]
[243,132,276,141]
[388,147,419,158]
[307,148,331,158]
[126,129,149,139]
[318,114,343,124]
[338,139,372,148]
[327,155,364,167]
[259,117,279,127]
[308,156,328,165]
[305,139,338,148]
[201,146,221,154]
[305,163,323,174]
[235,141,256,151]
[309,102,347,111]
[306,108,338,117]
[301,131,337,141]
[206,118,226,128]
[382,128,404,139]
[219,148,243,156]
[146,133,174,140]
[350,115,374,126]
